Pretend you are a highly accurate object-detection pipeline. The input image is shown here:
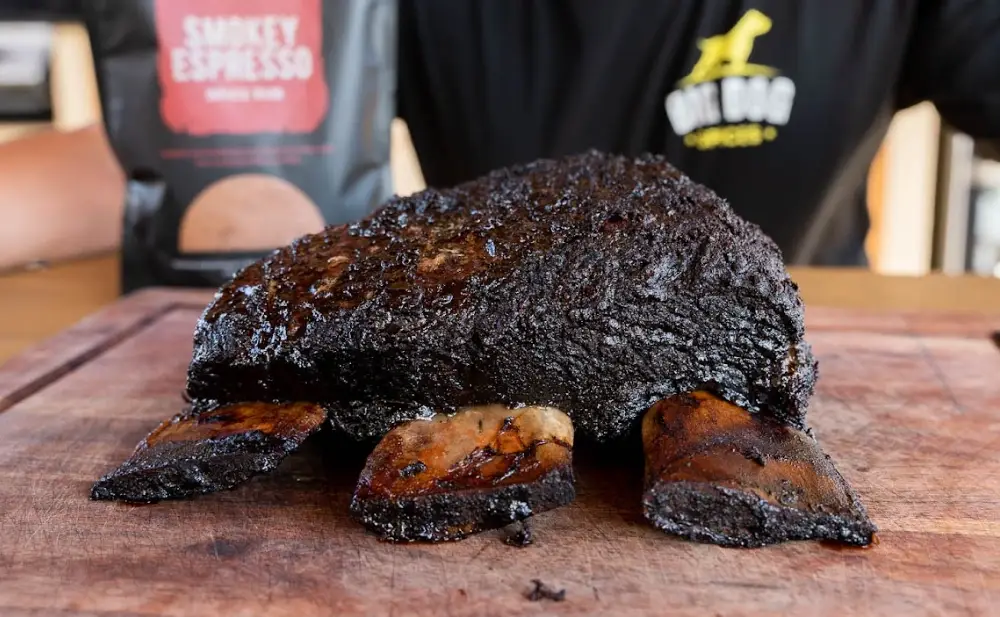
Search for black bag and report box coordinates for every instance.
[85,0,397,292]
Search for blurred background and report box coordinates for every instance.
[0,7,998,277]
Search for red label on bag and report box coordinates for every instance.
[155,0,328,136]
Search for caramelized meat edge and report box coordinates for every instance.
[350,405,575,542]
[641,391,876,547]
[91,402,326,503]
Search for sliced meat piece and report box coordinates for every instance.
[91,402,326,503]
[350,405,575,542]
[641,391,876,547]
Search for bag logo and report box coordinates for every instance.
[665,9,795,151]
[155,0,329,136]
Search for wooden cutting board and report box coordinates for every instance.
[1,289,998,617]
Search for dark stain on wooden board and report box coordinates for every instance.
[0,289,998,616]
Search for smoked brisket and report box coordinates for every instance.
[186,150,816,441]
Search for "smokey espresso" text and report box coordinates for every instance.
[169,15,313,83]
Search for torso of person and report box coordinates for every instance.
[398,0,921,265]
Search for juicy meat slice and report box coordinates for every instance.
[186,150,816,442]
[91,402,325,503]
[350,405,575,542]
[641,392,876,547]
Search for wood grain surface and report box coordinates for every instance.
[1,289,999,616]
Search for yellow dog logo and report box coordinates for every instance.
[666,9,795,150]
[680,9,776,86]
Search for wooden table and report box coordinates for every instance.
[0,255,119,364]
[3,254,1000,364]
[3,254,1000,616]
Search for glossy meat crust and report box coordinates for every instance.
[187,151,816,441]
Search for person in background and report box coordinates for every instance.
[1,0,999,271]
[0,126,122,269]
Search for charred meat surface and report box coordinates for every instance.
[641,392,876,547]
[91,402,325,503]
[350,405,575,542]
[187,150,816,442]
[503,519,534,547]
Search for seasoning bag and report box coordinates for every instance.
[85,0,396,292]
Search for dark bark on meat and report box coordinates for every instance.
[91,402,325,503]
[352,467,574,543]
[186,150,816,442]
[503,520,534,547]
[641,392,877,547]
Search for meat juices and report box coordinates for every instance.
[350,406,575,542]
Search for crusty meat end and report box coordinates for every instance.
[91,401,326,503]
[350,405,575,542]
[641,391,876,547]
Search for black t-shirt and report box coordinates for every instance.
[398,0,1000,265]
